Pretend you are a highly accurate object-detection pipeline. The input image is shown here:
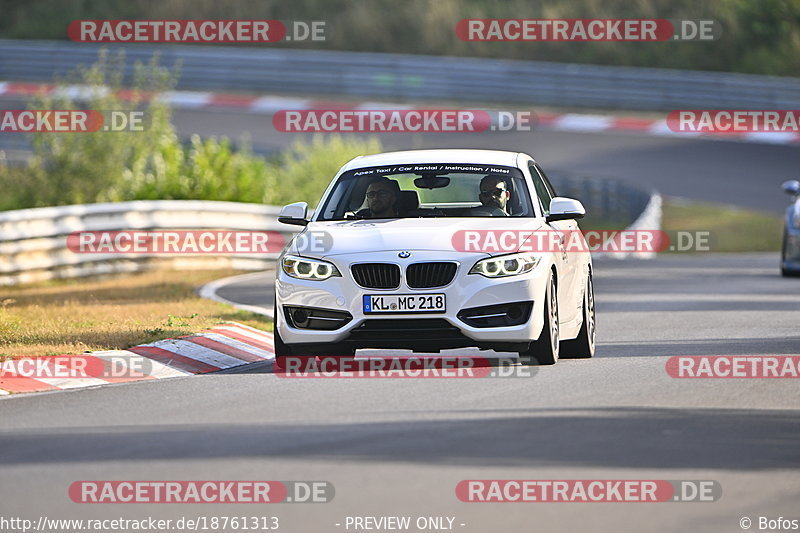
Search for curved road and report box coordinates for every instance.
[1,253,799,532]
[170,106,800,212]
[0,96,798,210]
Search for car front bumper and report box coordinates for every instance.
[782,223,800,272]
[275,250,551,352]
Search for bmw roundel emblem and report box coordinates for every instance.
[398,251,411,258]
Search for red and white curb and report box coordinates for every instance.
[0,322,274,396]
[1,81,798,145]
[535,113,800,145]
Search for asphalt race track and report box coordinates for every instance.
[1,253,799,532]
[1,95,798,211]
[1,94,799,532]
[0,97,800,212]
[170,106,800,212]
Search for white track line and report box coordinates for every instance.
[554,114,614,132]
[53,85,110,100]
[251,96,312,113]
[158,91,213,108]
[198,271,274,317]
[742,131,799,145]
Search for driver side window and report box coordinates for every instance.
[528,161,553,216]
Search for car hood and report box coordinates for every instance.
[288,217,547,257]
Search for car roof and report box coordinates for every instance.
[340,149,524,172]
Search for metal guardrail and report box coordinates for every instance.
[1,39,799,110]
[0,200,297,285]
[0,174,656,285]
[550,173,652,224]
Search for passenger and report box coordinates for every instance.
[470,175,510,216]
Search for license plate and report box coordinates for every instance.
[363,294,446,314]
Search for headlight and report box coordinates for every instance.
[281,254,341,281]
[469,253,541,278]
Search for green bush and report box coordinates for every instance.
[0,52,383,211]
[263,135,383,207]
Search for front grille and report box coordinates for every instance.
[347,319,465,342]
[342,318,529,352]
[351,263,401,289]
[406,262,458,288]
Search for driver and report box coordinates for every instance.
[356,176,401,219]
[471,175,511,216]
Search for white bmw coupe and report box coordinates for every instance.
[274,149,595,365]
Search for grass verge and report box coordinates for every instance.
[0,269,272,359]
[661,198,783,253]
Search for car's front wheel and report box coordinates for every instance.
[519,272,559,365]
[560,270,596,358]
[272,318,301,370]
[273,296,306,370]
[780,230,800,277]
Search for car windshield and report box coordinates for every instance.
[316,163,535,221]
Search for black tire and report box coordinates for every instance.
[519,272,559,365]
[782,230,789,277]
[273,296,307,370]
[782,267,800,278]
[780,231,800,277]
[273,331,319,371]
[272,329,293,371]
[272,306,293,370]
[560,270,596,359]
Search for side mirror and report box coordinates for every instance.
[278,202,309,226]
[547,197,586,223]
[782,180,800,196]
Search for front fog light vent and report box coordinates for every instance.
[283,306,353,331]
[457,301,533,328]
